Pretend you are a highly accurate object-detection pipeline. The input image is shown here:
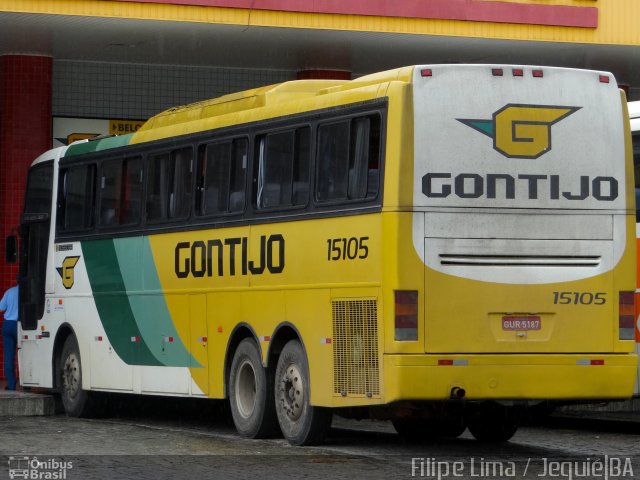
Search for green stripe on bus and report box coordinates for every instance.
[113,237,198,368]
[81,239,163,366]
[65,134,133,157]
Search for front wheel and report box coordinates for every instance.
[59,335,105,417]
[275,339,332,445]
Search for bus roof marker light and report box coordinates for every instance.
[492,68,504,77]
[533,69,544,78]
[512,69,524,77]
[421,69,433,77]
[599,75,610,84]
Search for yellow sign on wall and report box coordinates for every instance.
[110,120,145,135]
[53,117,147,147]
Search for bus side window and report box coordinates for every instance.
[198,138,248,216]
[316,114,380,203]
[229,139,248,213]
[146,153,169,222]
[121,156,143,225]
[99,159,123,226]
[99,156,143,227]
[256,127,309,210]
[316,120,349,202]
[169,147,193,219]
[199,141,232,215]
[59,164,96,232]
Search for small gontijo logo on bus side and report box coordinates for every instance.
[458,104,581,159]
[56,256,80,289]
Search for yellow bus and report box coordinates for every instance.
[629,100,640,396]
[9,65,637,445]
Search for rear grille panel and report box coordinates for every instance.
[332,299,380,398]
[439,254,601,267]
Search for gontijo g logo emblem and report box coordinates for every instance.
[56,256,80,289]
[458,104,580,159]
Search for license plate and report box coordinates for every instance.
[502,315,541,331]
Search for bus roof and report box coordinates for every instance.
[131,66,415,144]
[135,80,348,135]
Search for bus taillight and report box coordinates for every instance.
[619,291,635,340]
[395,290,418,341]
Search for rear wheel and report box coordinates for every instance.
[466,403,519,442]
[275,339,332,445]
[229,338,278,438]
[59,335,105,417]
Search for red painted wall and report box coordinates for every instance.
[0,55,52,382]
[112,0,598,28]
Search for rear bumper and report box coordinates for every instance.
[384,353,638,403]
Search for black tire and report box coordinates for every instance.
[275,339,332,446]
[59,335,105,417]
[433,416,467,438]
[466,404,519,442]
[392,417,466,442]
[228,338,279,438]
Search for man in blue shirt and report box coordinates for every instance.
[0,285,19,390]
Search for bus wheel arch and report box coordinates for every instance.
[266,322,302,370]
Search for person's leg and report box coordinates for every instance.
[2,321,17,390]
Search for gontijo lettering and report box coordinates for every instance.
[175,234,285,278]
[422,173,618,201]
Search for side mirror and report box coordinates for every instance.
[5,235,17,263]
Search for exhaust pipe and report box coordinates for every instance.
[450,387,466,400]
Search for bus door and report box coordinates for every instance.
[18,161,54,331]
